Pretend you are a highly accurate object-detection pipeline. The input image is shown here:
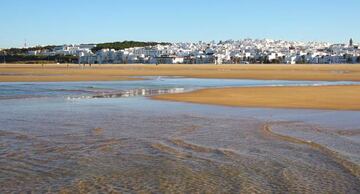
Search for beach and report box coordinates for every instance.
[3,63,360,110]
[1,63,360,82]
[1,76,360,193]
[153,85,360,111]
[3,0,360,192]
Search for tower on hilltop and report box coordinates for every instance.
[24,39,28,48]
[349,38,353,47]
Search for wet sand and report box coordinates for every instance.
[153,85,360,111]
[1,63,360,82]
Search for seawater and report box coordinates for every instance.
[1,78,359,193]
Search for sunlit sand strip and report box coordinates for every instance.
[263,124,360,178]
[153,85,360,111]
[2,64,360,82]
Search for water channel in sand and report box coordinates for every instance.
[1,77,360,193]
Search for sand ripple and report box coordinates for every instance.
[1,117,360,193]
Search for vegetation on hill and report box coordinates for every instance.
[1,54,78,64]
[2,46,57,55]
[91,41,170,52]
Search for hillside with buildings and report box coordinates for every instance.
[2,39,359,64]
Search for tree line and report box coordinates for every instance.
[91,41,170,52]
[1,54,78,64]
[2,46,57,55]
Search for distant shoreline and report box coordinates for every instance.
[1,63,360,82]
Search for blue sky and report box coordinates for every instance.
[1,0,359,48]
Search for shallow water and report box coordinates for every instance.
[1,77,359,99]
[1,78,360,193]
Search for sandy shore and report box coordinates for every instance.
[153,85,360,111]
[1,63,360,82]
